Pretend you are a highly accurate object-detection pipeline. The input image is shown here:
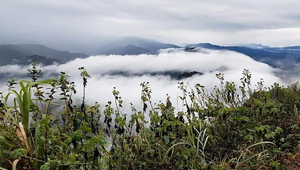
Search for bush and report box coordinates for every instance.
[0,65,299,169]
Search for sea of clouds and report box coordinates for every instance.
[0,48,285,112]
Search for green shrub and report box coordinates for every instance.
[0,65,299,169]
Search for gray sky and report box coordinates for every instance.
[1,0,300,52]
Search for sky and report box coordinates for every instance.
[1,0,300,52]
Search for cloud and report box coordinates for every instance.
[1,0,300,51]
[42,48,275,74]
[0,49,284,112]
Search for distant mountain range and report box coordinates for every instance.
[185,43,300,69]
[1,38,300,71]
[0,44,88,66]
[0,38,179,65]
[96,37,179,55]
[17,44,88,61]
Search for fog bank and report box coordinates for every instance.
[0,48,284,111]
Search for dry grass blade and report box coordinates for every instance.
[17,122,30,152]
[12,159,19,170]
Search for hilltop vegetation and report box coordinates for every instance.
[0,64,299,169]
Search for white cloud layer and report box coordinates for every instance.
[0,49,284,112]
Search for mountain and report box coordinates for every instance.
[97,37,179,55]
[102,70,203,80]
[238,44,300,54]
[238,43,270,49]
[17,44,88,61]
[99,44,151,55]
[0,44,34,65]
[185,43,300,69]
[2,39,300,71]
[0,44,89,65]
[13,55,59,65]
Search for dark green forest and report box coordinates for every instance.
[0,64,299,169]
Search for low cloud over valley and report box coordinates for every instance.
[0,48,284,111]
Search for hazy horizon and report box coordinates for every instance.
[1,0,300,53]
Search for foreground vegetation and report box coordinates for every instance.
[0,64,299,169]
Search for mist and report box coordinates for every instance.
[0,48,285,112]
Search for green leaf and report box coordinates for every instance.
[10,149,27,159]
[40,162,51,170]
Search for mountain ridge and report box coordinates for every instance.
[185,43,300,69]
[0,44,89,66]
[96,37,180,55]
[16,44,88,61]
[1,38,300,70]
